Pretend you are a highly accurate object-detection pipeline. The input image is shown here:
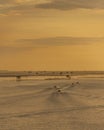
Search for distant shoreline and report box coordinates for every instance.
[0,71,104,78]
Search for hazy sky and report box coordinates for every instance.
[1,0,104,71]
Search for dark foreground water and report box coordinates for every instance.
[0,76,104,130]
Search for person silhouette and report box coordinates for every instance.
[57,89,61,93]
[76,81,80,85]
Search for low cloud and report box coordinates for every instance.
[17,36,104,47]
[1,36,104,54]
[0,0,16,4]
[36,0,104,10]
[0,0,49,15]
[0,45,32,54]
[1,0,104,16]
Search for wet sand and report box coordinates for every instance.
[0,77,104,130]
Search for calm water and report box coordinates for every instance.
[0,76,104,130]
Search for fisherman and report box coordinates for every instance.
[71,82,75,87]
[54,85,60,89]
[76,81,80,85]
[57,89,62,94]
[54,85,57,89]
[54,85,62,93]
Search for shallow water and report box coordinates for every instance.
[0,76,104,130]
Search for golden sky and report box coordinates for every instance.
[0,0,104,71]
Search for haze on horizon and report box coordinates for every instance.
[0,0,104,71]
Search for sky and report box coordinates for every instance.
[0,0,104,71]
